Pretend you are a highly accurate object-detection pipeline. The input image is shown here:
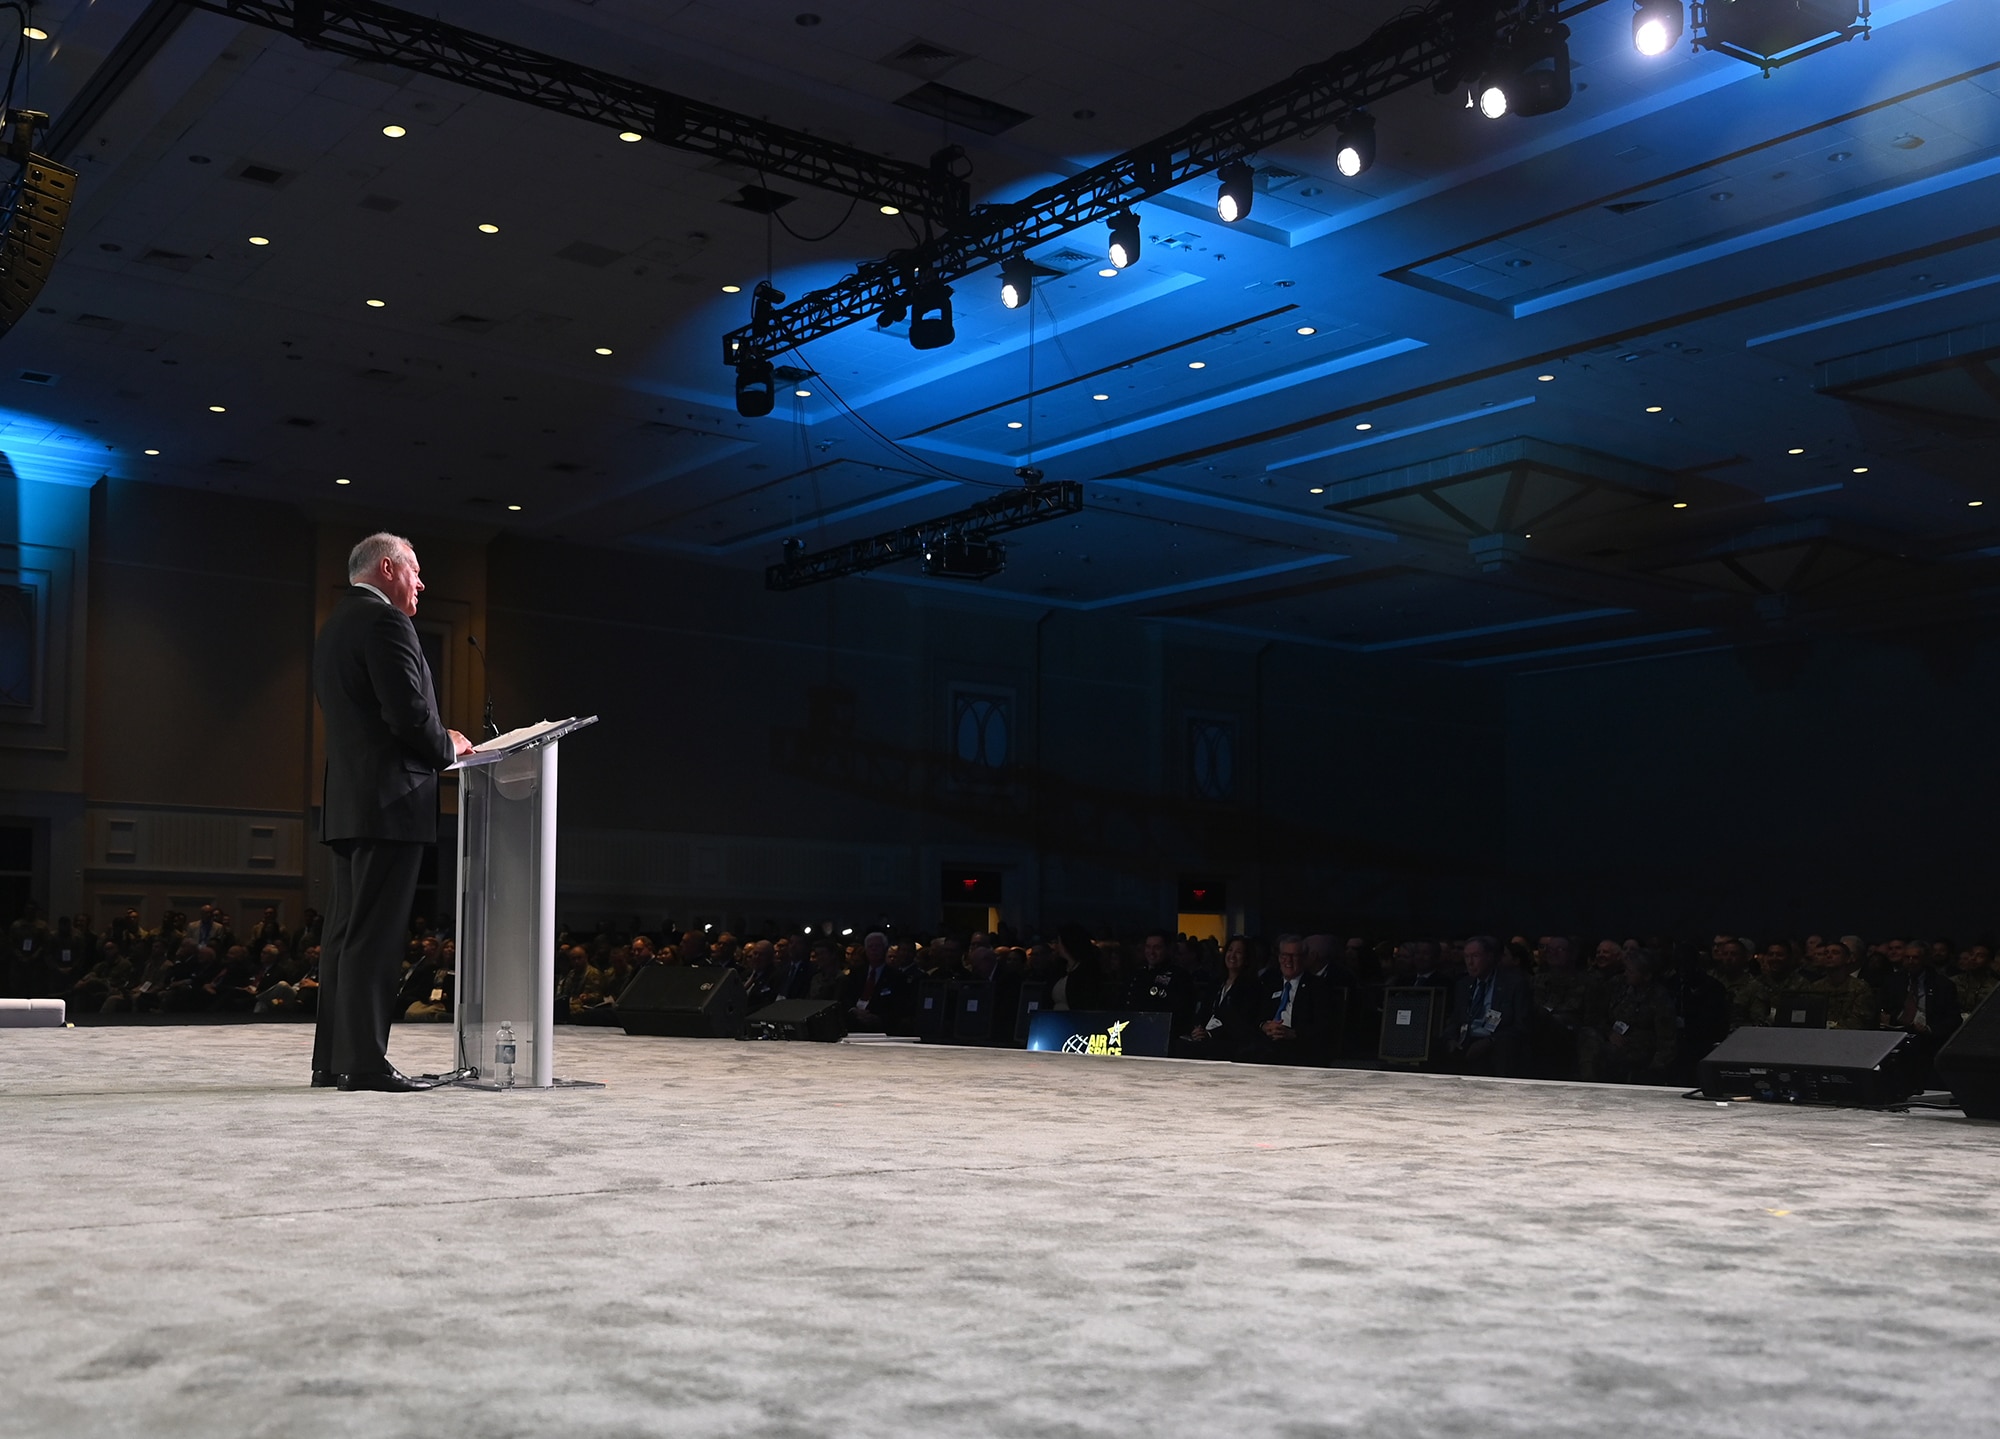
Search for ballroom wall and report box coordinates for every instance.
[1503,628,2000,941]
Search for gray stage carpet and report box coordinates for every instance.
[2,1025,1994,1438]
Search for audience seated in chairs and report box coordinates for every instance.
[13,902,2000,1103]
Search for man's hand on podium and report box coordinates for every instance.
[449,729,476,759]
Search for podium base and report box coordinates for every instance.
[452,1075,606,1091]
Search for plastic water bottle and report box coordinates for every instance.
[494,1021,517,1089]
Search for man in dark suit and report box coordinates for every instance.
[1445,934,1534,1077]
[1243,935,1339,1066]
[313,532,471,1092]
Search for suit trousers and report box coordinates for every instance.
[312,838,424,1077]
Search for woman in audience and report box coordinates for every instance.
[1052,924,1106,1010]
[1183,934,1260,1059]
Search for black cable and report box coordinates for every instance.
[787,342,1003,490]
[774,193,858,243]
[0,3,31,116]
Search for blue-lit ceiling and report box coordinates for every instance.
[7,0,2000,670]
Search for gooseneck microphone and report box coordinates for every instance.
[467,634,499,739]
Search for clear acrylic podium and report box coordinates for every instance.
[451,716,597,1089]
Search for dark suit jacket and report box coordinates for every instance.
[1881,968,1962,1041]
[1246,971,1340,1065]
[314,587,455,843]
[1190,976,1262,1056]
[1447,968,1535,1044]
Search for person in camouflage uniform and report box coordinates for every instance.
[1794,937,1877,1030]
[1954,945,1997,1020]
[1710,937,1766,1031]
[1532,935,1602,1079]
[1597,951,1680,1084]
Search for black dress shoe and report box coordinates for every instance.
[336,1067,440,1093]
[311,1070,335,1088]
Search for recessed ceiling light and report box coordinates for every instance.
[247,236,270,246]
[143,448,160,456]
[1308,486,1325,495]
[335,477,351,486]
[1645,405,1663,413]
[1296,325,1317,336]
[721,283,741,294]
[1355,422,1372,431]
[1537,373,1555,382]
[381,124,406,138]
[1097,268,1118,278]
[1970,500,1984,507]
[1853,466,1870,474]
[879,203,900,215]
[208,404,226,412]
[593,346,613,355]
[794,388,812,398]
[1788,447,1805,455]
[1673,501,1688,509]
[477,223,499,234]
[1187,360,1205,369]
[1006,421,1024,429]
[1091,393,1109,401]
[507,504,522,511]
[617,131,643,143]
[22,27,49,41]
[365,298,386,307]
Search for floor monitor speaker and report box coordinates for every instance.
[748,997,846,1043]
[1934,991,2000,1119]
[1697,1026,1915,1106]
[617,965,746,1039]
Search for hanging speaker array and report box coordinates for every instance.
[0,111,74,338]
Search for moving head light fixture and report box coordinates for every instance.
[1692,0,1868,74]
[908,269,956,349]
[734,280,787,415]
[1106,210,1142,269]
[1334,112,1376,177]
[1216,159,1255,223]
[1632,0,1685,55]
[1477,17,1572,119]
[999,255,1035,309]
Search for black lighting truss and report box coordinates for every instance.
[724,0,1592,368]
[766,481,1084,591]
[183,0,969,223]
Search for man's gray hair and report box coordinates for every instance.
[347,532,414,583]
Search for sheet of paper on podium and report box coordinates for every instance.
[450,715,598,769]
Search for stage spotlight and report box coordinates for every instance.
[1216,160,1254,223]
[1334,112,1375,178]
[1107,210,1141,269]
[999,255,1035,310]
[1633,0,1684,55]
[735,356,776,417]
[908,276,955,350]
[1480,21,1572,119]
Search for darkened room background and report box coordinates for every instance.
[7,472,1996,942]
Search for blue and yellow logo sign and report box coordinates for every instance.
[1061,1019,1129,1056]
